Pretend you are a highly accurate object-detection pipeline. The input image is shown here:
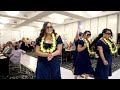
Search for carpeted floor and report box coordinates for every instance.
[61,57,120,73]
[0,64,35,79]
[27,51,120,72]
[8,64,35,79]
[0,51,119,79]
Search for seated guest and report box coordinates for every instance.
[9,45,26,64]
[30,41,35,52]
[3,43,9,52]
[3,41,14,57]
[19,38,26,52]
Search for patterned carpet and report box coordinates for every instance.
[0,52,120,79]
[27,52,120,72]
[0,64,35,79]
[61,57,120,73]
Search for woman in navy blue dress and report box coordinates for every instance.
[74,31,94,79]
[35,22,63,79]
[73,31,83,68]
[95,28,117,79]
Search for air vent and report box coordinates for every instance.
[24,14,28,17]
[14,21,17,23]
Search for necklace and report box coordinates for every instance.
[84,38,92,54]
[102,38,118,54]
[40,33,56,53]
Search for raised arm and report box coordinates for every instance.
[74,30,79,42]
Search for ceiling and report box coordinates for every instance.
[0,11,120,30]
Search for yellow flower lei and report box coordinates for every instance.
[40,33,56,53]
[84,39,92,54]
[102,38,118,54]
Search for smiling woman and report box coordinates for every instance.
[35,22,63,79]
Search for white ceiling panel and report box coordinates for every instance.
[0,11,119,30]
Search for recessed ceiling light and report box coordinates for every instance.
[54,18,64,24]
[0,24,4,28]
[5,11,20,16]
[86,11,102,17]
[47,13,69,24]
[48,13,69,19]
[0,18,9,24]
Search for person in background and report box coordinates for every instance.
[2,44,7,52]
[74,31,94,79]
[3,41,14,57]
[26,38,31,52]
[3,43,9,52]
[19,38,26,52]
[9,45,26,64]
[0,44,2,52]
[72,31,83,69]
[35,22,63,79]
[30,41,35,52]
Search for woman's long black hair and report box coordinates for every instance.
[89,28,113,49]
[38,22,57,40]
[89,33,103,48]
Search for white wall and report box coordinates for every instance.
[107,14,117,42]
[54,22,78,43]
[0,29,21,45]
[80,14,118,42]
[90,18,98,39]
[64,22,78,43]
[118,14,120,33]
[18,26,40,41]
[84,20,91,31]
[54,25,65,42]
[1,30,12,44]
[98,16,107,34]
[11,31,21,42]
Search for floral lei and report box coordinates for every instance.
[102,38,118,54]
[40,33,56,53]
[84,38,92,54]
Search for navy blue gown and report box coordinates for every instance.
[95,40,112,79]
[35,36,63,79]
[74,39,94,75]
[73,39,79,67]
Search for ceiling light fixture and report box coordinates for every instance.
[48,13,69,19]
[0,18,9,24]
[54,18,64,24]
[0,24,4,28]
[5,11,20,16]
[48,13,69,24]
[86,11,102,17]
